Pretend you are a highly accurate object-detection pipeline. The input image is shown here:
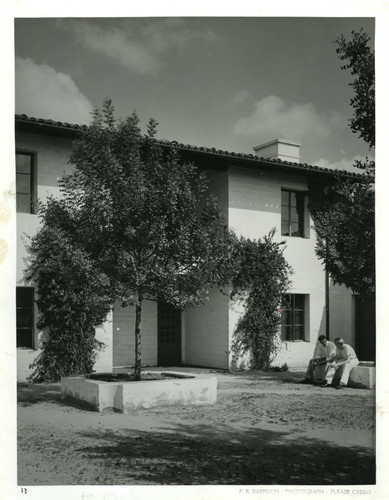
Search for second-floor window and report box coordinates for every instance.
[281,189,305,237]
[16,152,35,213]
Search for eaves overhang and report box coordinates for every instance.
[15,114,371,182]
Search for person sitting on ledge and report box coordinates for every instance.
[300,335,336,384]
[321,337,359,389]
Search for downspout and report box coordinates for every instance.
[325,239,330,339]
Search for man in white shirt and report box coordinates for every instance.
[322,337,359,389]
[300,335,336,384]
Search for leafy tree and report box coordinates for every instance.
[309,177,374,296]
[335,29,375,150]
[309,29,375,297]
[229,231,292,370]
[28,100,233,381]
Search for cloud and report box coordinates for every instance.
[59,19,219,75]
[142,19,219,51]
[67,21,162,75]
[15,57,93,124]
[233,95,342,141]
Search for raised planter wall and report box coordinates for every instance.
[61,371,217,412]
[349,366,375,389]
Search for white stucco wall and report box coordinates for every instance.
[183,288,230,369]
[227,165,328,368]
[112,300,158,368]
[15,128,356,377]
[94,311,114,373]
[329,283,355,346]
[180,166,231,369]
[16,130,114,380]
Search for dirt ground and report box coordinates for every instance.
[17,368,375,486]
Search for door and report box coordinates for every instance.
[158,303,182,366]
[355,295,376,362]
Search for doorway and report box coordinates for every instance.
[355,295,376,361]
[158,303,182,366]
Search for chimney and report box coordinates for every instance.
[253,138,301,162]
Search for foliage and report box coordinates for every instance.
[309,177,375,296]
[28,100,295,379]
[269,363,289,372]
[27,223,114,382]
[309,29,375,297]
[335,29,375,150]
[28,99,233,381]
[229,231,292,370]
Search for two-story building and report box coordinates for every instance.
[15,114,373,381]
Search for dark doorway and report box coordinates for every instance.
[355,295,376,362]
[158,303,182,366]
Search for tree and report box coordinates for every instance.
[309,178,374,296]
[28,100,233,381]
[309,29,375,297]
[335,29,375,150]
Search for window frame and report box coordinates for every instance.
[281,293,306,342]
[16,286,35,349]
[16,150,37,214]
[281,188,307,238]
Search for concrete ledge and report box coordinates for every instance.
[119,371,217,412]
[349,366,375,389]
[61,376,122,411]
[61,371,217,412]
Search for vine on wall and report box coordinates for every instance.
[229,230,292,371]
[27,224,115,382]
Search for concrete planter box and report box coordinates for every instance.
[61,371,217,412]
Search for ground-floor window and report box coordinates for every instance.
[281,294,305,341]
[16,287,35,348]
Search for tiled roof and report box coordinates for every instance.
[15,114,369,180]
[16,114,88,132]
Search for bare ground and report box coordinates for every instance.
[17,368,375,486]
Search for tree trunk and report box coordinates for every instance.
[134,290,143,381]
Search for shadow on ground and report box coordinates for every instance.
[17,383,98,411]
[74,423,375,485]
[17,383,62,406]
[17,375,375,486]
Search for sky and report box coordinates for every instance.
[14,17,375,171]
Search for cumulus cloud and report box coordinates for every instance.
[60,19,219,75]
[15,57,93,123]
[233,95,342,141]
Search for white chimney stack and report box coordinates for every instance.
[253,138,301,162]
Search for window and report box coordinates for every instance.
[281,189,306,237]
[16,152,35,213]
[16,287,35,348]
[281,294,305,341]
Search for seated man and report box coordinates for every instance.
[322,337,359,389]
[300,335,336,384]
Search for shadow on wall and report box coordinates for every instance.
[318,306,327,339]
